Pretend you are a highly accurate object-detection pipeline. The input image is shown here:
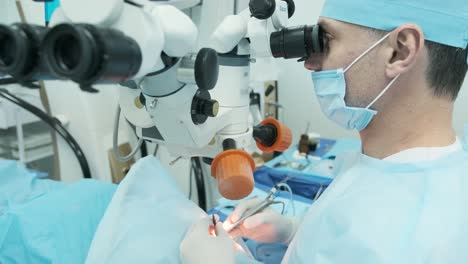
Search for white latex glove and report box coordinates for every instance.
[223,198,299,245]
[180,216,236,264]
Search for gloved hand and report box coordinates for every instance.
[180,216,236,264]
[223,198,299,245]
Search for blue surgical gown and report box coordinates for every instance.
[0,160,116,264]
[283,147,468,263]
[86,156,255,263]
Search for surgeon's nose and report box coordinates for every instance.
[304,54,323,71]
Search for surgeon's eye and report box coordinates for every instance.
[322,33,333,54]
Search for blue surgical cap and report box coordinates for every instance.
[321,0,468,50]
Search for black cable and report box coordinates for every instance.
[188,161,193,200]
[0,88,92,179]
[140,141,148,157]
[0,78,39,89]
[123,0,143,7]
[0,78,19,85]
[191,157,207,211]
[153,144,159,156]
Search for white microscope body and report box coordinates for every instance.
[52,0,294,199]
[124,0,292,158]
[41,0,202,182]
[48,0,199,79]
[1,0,294,199]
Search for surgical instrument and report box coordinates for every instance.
[225,177,291,233]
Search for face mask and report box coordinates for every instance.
[311,33,400,131]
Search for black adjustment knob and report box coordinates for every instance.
[222,139,237,151]
[195,48,219,91]
[253,124,277,147]
[282,0,295,18]
[191,90,219,125]
[249,0,276,20]
[199,99,219,117]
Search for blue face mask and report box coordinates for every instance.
[311,33,400,131]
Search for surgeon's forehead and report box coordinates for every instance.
[318,17,340,33]
[318,17,364,35]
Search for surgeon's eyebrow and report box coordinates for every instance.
[318,19,336,35]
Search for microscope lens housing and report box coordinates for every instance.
[41,23,142,86]
[0,23,52,82]
[270,24,323,60]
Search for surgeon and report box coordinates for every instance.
[180,0,468,263]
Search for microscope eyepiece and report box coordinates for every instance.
[54,33,81,72]
[42,23,142,86]
[0,23,52,82]
[270,24,323,61]
[0,27,16,69]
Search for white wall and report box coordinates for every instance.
[453,81,468,137]
[2,0,20,23]
[277,0,468,141]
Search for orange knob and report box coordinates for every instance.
[211,149,255,200]
[256,118,292,153]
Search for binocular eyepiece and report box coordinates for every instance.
[1,22,325,88]
[270,24,324,61]
[0,23,52,83]
[42,23,142,89]
[0,23,142,90]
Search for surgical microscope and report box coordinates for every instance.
[0,0,324,200]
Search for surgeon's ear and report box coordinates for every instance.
[385,24,424,78]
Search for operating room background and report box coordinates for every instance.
[1,0,467,209]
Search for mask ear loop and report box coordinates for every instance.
[341,32,398,109]
[365,74,401,109]
[344,32,392,73]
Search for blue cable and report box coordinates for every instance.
[44,0,60,26]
